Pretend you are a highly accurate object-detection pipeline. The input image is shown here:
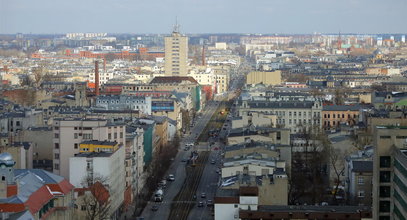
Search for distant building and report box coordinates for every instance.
[322,104,367,129]
[164,25,188,76]
[95,95,152,115]
[238,100,322,133]
[246,71,282,86]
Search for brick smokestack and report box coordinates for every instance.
[103,58,106,72]
[95,60,100,96]
[202,45,206,66]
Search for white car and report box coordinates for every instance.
[167,174,175,181]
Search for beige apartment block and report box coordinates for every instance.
[246,70,282,86]
[164,28,188,76]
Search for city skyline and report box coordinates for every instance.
[0,0,406,34]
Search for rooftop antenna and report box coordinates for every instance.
[173,16,180,33]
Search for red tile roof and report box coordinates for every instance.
[25,185,54,214]
[48,179,74,195]
[7,185,17,197]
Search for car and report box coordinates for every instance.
[207,200,213,207]
[211,160,215,164]
[151,205,159,211]
[167,174,175,181]
[181,158,187,162]
[184,147,189,151]
[198,201,204,207]
[201,192,206,198]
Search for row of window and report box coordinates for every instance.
[55,143,79,150]
[98,100,145,104]
[324,113,357,119]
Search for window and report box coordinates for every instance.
[16,121,20,126]
[358,177,364,185]
[379,201,390,212]
[380,156,391,168]
[54,133,59,138]
[380,136,391,139]
[379,171,391,182]
[379,186,390,198]
[358,190,365,197]
[81,205,86,211]
[83,134,93,140]
[54,163,59,170]
[108,133,112,139]
[114,133,117,139]
[74,133,78,139]
[120,132,123,138]
[54,153,59,159]
[379,217,390,220]
[74,143,78,149]
[54,127,59,130]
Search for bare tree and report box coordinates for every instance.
[289,126,330,205]
[328,146,345,204]
[78,175,111,220]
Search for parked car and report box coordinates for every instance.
[198,201,204,207]
[201,192,206,198]
[211,160,215,164]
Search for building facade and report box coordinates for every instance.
[164,27,188,76]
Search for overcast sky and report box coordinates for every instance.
[0,0,406,34]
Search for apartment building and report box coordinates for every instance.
[164,26,188,76]
[238,100,322,132]
[53,118,125,180]
[346,160,373,206]
[95,95,152,115]
[372,126,407,220]
[322,104,365,129]
[246,70,282,86]
[393,147,407,219]
[69,141,125,220]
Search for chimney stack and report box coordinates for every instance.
[95,61,100,96]
[103,57,106,72]
[202,45,206,66]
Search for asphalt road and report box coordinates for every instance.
[187,144,222,220]
[139,101,220,220]
[139,64,246,220]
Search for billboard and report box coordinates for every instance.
[152,101,174,111]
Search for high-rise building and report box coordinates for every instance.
[164,24,188,76]
[372,126,407,220]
